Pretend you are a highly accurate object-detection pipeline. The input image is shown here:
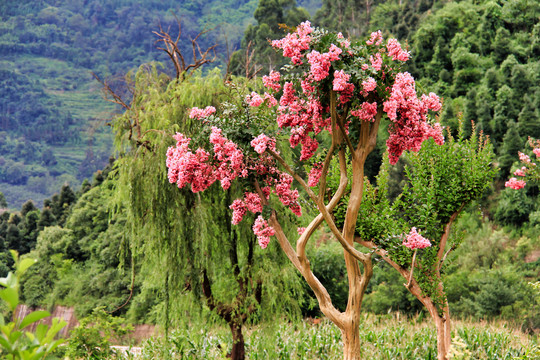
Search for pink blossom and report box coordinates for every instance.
[251,134,276,154]
[403,227,431,250]
[271,21,312,64]
[230,199,247,225]
[362,77,377,94]
[300,135,319,161]
[370,53,383,71]
[253,215,275,249]
[421,93,442,112]
[264,92,278,107]
[383,72,443,164]
[307,50,332,81]
[307,163,323,187]
[297,227,306,235]
[189,106,216,119]
[519,152,531,163]
[246,92,264,107]
[262,70,281,92]
[505,177,526,190]
[274,172,302,216]
[386,38,410,62]
[351,102,378,122]
[333,70,355,104]
[366,31,383,46]
[244,192,263,213]
[514,167,526,177]
[209,127,246,190]
[533,148,540,158]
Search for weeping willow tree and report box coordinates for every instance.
[109,65,303,359]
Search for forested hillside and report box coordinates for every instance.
[0,0,263,209]
[0,0,539,358]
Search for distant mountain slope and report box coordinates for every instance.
[0,0,259,209]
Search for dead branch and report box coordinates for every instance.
[153,16,217,81]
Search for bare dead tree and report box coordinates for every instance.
[153,16,218,81]
[244,41,262,80]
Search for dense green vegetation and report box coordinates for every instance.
[0,0,262,209]
[0,0,539,358]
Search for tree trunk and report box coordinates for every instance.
[422,290,451,360]
[431,310,451,360]
[229,321,245,360]
[341,321,362,360]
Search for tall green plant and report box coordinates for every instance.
[353,123,496,359]
[0,250,65,360]
[111,66,302,360]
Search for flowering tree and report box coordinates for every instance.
[352,125,496,360]
[166,23,444,359]
[505,138,540,190]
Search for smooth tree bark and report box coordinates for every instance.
[253,92,381,359]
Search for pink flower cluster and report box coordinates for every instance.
[189,106,216,119]
[514,167,526,177]
[274,81,326,161]
[251,134,276,154]
[369,53,383,72]
[307,162,323,187]
[271,21,313,64]
[519,151,531,164]
[229,191,267,225]
[351,102,378,122]
[366,30,383,46]
[361,77,377,95]
[209,127,247,190]
[246,92,263,107]
[386,38,410,62]
[505,177,526,190]
[253,215,275,249]
[307,46,341,82]
[403,227,432,250]
[383,72,444,164]
[275,173,302,216]
[166,127,246,192]
[166,133,214,192]
[534,148,540,158]
[333,70,355,104]
[263,70,281,92]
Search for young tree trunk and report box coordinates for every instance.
[229,320,245,360]
[420,283,451,360]
[341,320,363,360]
[426,303,451,360]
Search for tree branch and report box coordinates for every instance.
[267,149,369,263]
[436,203,465,272]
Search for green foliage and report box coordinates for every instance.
[137,317,538,359]
[230,0,310,75]
[65,307,133,360]
[0,251,66,360]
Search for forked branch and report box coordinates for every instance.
[154,17,217,81]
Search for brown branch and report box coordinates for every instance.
[436,203,465,272]
[92,72,131,111]
[153,17,217,81]
[253,180,344,327]
[202,268,232,322]
[267,149,369,263]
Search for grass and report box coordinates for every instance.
[130,315,539,360]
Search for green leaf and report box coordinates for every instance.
[0,335,12,352]
[0,288,19,310]
[46,338,65,353]
[17,258,37,275]
[20,311,50,330]
[34,324,47,342]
